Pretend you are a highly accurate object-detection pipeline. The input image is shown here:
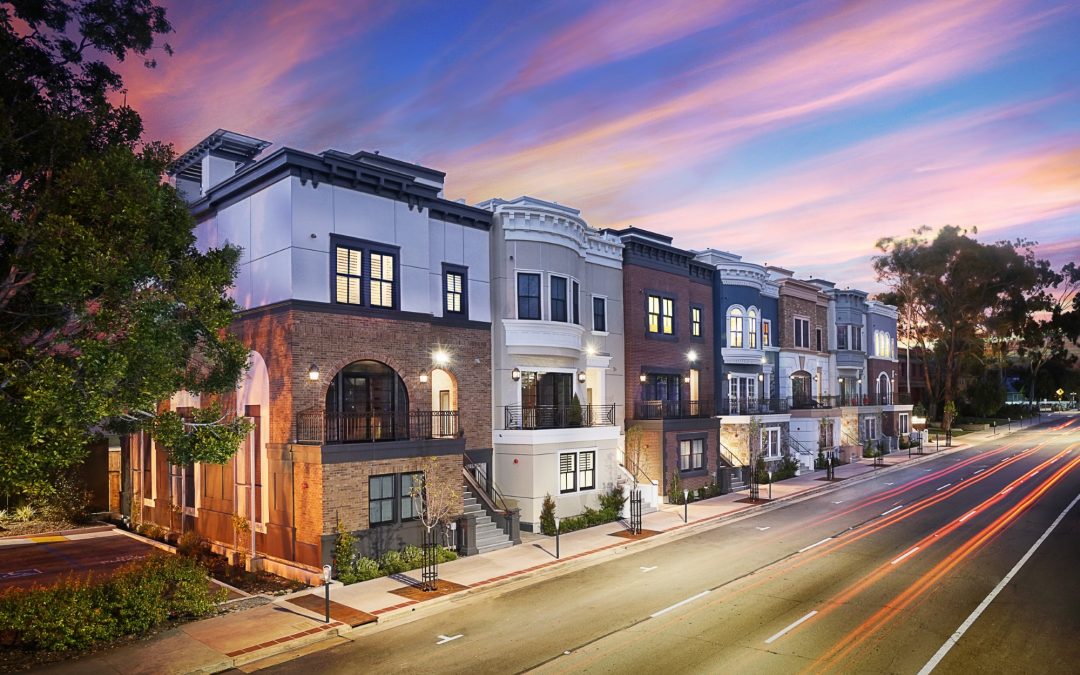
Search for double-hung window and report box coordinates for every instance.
[794,317,809,348]
[691,307,702,337]
[836,325,848,350]
[400,472,423,521]
[748,309,758,349]
[369,252,395,308]
[593,297,607,332]
[852,327,862,351]
[647,296,661,333]
[816,327,823,352]
[559,453,576,493]
[729,308,744,347]
[369,474,395,525]
[443,266,467,315]
[661,298,674,334]
[679,438,704,471]
[518,273,541,319]
[550,276,568,322]
[578,451,595,490]
[334,238,398,309]
[335,246,363,305]
[762,428,781,458]
[762,319,771,346]
[572,281,580,324]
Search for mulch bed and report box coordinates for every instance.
[815,476,849,482]
[733,497,773,504]
[388,579,468,601]
[199,553,307,596]
[608,529,661,540]
[286,594,376,627]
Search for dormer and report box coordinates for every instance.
[168,129,270,202]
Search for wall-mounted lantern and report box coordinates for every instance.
[419,372,429,384]
[511,367,521,381]
[308,363,320,381]
[639,373,647,383]
[577,370,587,383]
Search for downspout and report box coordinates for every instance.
[250,424,257,566]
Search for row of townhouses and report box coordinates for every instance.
[99,131,912,582]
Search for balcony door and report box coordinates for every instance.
[791,371,812,407]
[325,360,408,441]
[521,371,573,428]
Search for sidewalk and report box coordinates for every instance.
[46,423,1034,674]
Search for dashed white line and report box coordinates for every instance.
[882,505,904,516]
[798,537,832,553]
[764,610,819,644]
[958,510,978,523]
[973,469,986,475]
[651,590,710,618]
[936,483,952,491]
[891,546,920,565]
[640,566,657,573]
[832,501,844,504]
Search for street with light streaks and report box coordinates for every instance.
[263,415,1080,674]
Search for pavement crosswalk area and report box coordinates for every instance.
[0,528,158,590]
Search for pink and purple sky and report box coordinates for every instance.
[121,0,1079,291]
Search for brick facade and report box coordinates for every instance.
[778,293,829,354]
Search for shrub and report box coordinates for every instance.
[568,393,583,427]
[354,557,382,582]
[13,504,35,522]
[668,472,683,504]
[379,550,408,575]
[597,486,626,520]
[29,474,94,523]
[772,456,799,481]
[0,554,222,653]
[332,519,357,581]
[540,493,557,536]
[435,546,458,563]
[401,545,425,568]
[754,456,769,485]
[176,531,209,559]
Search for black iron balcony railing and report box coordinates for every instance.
[789,395,838,410]
[718,397,790,416]
[295,409,461,444]
[633,399,714,420]
[504,404,616,430]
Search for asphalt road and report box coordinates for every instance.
[261,416,1080,674]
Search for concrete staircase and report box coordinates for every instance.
[729,472,747,493]
[463,484,514,554]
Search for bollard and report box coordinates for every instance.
[322,565,332,624]
[683,489,689,521]
[555,517,561,559]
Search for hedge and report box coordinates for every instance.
[336,544,458,585]
[0,554,224,653]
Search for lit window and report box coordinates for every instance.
[647,296,660,333]
[729,308,744,347]
[679,439,704,471]
[578,451,595,490]
[748,308,758,349]
[335,246,362,305]
[662,298,674,334]
[445,271,464,314]
[691,307,702,337]
[762,320,770,346]
[369,252,395,308]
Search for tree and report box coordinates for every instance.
[624,426,647,488]
[0,1,249,494]
[409,459,460,591]
[874,226,1057,420]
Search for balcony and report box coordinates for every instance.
[789,396,838,410]
[718,397,789,416]
[295,409,461,444]
[634,399,714,420]
[503,404,615,430]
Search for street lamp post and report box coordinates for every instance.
[322,564,332,623]
[767,471,772,500]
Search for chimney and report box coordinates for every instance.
[167,129,270,202]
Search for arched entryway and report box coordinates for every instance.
[429,368,459,437]
[791,370,813,408]
[877,372,891,405]
[325,360,409,442]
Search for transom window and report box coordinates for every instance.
[691,307,702,337]
[729,308,744,347]
[679,438,704,471]
[518,273,541,320]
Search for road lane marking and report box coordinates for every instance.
[958,510,977,523]
[891,546,920,565]
[436,634,463,645]
[0,569,41,580]
[1000,486,1013,495]
[651,590,710,618]
[936,483,952,491]
[798,537,832,553]
[640,566,657,573]
[973,469,986,475]
[882,505,904,516]
[764,610,818,644]
[832,501,844,504]
[756,526,770,531]
[885,482,895,486]
[918,492,1080,675]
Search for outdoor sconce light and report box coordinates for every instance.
[511,367,521,381]
[578,370,587,383]
[639,373,647,383]
[758,373,764,381]
[726,372,732,380]
[683,374,691,383]
[857,378,863,385]
[433,350,450,366]
[760,356,767,364]
[419,372,429,384]
[308,363,320,381]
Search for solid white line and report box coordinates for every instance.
[917,492,1080,675]
[651,590,710,618]
[973,469,986,475]
[764,610,819,644]
[936,483,952,491]
[882,505,904,516]
[958,509,978,523]
[891,546,920,565]
[798,537,832,553]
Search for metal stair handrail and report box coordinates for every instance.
[624,455,656,487]
[717,439,745,468]
[463,450,513,513]
[781,429,816,458]
[462,466,512,515]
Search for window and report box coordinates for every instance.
[593,297,607,332]
[899,413,910,434]
[762,319,771,346]
[518,273,541,319]
[647,295,660,333]
[369,252,395,308]
[836,325,848,350]
[662,298,674,334]
[691,307,702,337]
[748,309,758,349]
[369,474,395,525]
[572,281,580,325]
[551,276,568,322]
[762,428,781,458]
[852,326,862,351]
[444,266,466,315]
[816,327,823,352]
[559,453,577,493]
[679,438,704,471]
[335,246,363,305]
[729,308,744,347]
[794,317,810,348]
[400,472,423,521]
[578,451,595,490]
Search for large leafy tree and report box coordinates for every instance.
[1,0,249,494]
[874,226,1058,419]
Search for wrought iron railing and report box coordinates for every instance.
[295,409,461,444]
[717,439,744,468]
[633,399,714,419]
[789,395,838,410]
[503,404,615,430]
[718,397,789,416]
